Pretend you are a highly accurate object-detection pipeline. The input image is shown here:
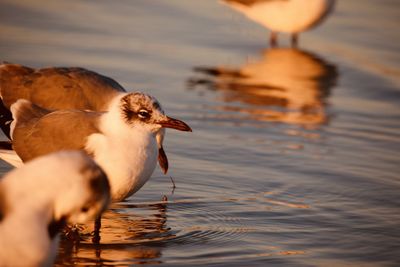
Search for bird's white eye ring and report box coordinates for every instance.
[138,110,149,119]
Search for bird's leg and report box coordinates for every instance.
[63,223,82,242]
[169,176,176,192]
[291,33,299,48]
[270,31,278,47]
[91,215,102,244]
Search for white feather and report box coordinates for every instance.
[224,0,335,33]
[85,94,159,202]
[0,151,110,267]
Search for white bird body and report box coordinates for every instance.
[85,96,159,201]
[223,0,336,45]
[0,151,110,267]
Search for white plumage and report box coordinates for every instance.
[223,0,336,46]
[0,151,110,267]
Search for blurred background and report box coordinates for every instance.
[1,0,399,266]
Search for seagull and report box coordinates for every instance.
[9,92,192,203]
[222,0,336,46]
[0,150,110,267]
[0,63,169,173]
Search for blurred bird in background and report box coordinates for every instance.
[222,0,336,46]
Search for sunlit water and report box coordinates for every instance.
[1,0,399,266]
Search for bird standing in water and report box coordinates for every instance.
[0,64,192,242]
[222,0,336,46]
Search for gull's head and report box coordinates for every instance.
[119,92,192,133]
[49,151,110,224]
[0,151,110,238]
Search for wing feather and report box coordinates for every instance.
[0,64,125,111]
[11,101,101,162]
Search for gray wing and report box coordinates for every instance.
[0,64,126,111]
[12,101,101,162]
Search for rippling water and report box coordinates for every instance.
[1,0,399,266]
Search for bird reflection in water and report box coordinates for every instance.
[55,200,172,266]
[188,48,337,127]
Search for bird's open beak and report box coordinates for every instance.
[158,116,192,132]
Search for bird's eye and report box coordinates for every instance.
[138,110,150,119]
[81,206,90,213]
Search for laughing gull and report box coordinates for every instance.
[222,0,336,46]
[0,63,169,173]
[0,150,110,267]
[9,92,192,202]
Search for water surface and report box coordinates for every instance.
[0,0,399,266]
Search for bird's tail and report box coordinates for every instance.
[9,99,50,138]
[0,149,23,168]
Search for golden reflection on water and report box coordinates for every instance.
[54,195,307,265]
[56,201,171,266]
[189,48,338,126]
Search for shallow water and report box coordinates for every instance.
[1,0,399,266]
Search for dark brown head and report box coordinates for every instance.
[119,92,192,132]
[119,92,191,174]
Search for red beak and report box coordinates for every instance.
[158,116,192,132]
